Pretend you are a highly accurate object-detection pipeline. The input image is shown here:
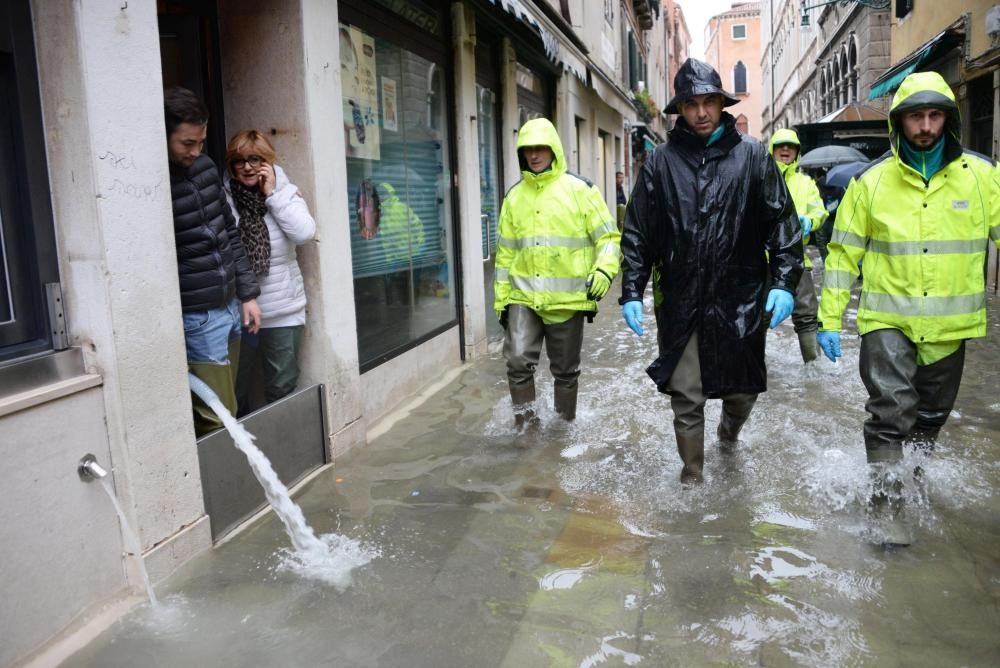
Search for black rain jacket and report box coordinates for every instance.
[170,155,259,312]
[620,113,802,396]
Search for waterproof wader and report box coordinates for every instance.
[666,332,758,483]
[504,305,585,425]
[859,328,965,463]
[189,338,240,438]
[791,270,819,363]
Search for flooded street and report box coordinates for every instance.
[65,284,1000,667]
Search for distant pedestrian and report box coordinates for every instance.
[494,118,621,432]
[615,171,627,206]
[615,171,628,230]
[620,59,802,484]
[768,128,828,363]
[817,72,1000,545]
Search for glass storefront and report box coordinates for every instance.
[340,13,456,369]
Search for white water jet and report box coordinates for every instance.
[97,478,159,607]
[189,375,375,588]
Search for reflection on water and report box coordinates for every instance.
[65,288,1000,667]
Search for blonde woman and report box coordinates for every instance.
[224,131,316,410]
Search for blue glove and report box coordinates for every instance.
[799,214,812,239]
[765,288,794,329]
[816,331,842,362]
[622,301,643,336]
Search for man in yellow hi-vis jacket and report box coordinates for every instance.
[769,128,829,363]
[494,117,621,428]
[817,71,1000,543]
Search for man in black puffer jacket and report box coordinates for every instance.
[165,87,260,436]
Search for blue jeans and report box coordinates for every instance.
[183,298,241,363]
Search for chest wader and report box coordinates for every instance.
[859,329,965,547]
[791,270,819,363]
[666,332,758,484]
[503,306,585,430]
[189,338,240,437]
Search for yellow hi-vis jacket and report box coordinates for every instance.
[769,128,828,269]
[494,118,622,323]
[819,72,1000,362]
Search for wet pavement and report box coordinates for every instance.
[64,276,1000,667]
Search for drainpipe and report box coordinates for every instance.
[768,0,775,135]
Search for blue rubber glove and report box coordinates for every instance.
[622,301,643,336]
[799,214,812,239]
[816,331,842,362]
[765,288,794,329]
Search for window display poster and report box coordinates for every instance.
[340,24,380,160]
[381,77,398,132]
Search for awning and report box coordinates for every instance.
[868,27,964,100]
[815,103,888,124]
[587,65,636,118]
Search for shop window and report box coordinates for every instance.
[732,24,747,40]
[0,1,62,365]
[341,23,456,370]
[733,60,747,94]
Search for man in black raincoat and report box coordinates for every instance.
[620,59,802,484]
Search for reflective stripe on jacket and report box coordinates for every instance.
[494,118,621,319]
[819,72,1000,346]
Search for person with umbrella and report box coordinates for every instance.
[620,58,802,484]
[817,71,1000,545]
[768,128,828,363]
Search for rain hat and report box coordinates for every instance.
[665,58,740,114]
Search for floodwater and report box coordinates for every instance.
[64,281,1000,667]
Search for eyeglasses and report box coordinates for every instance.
[231,155,264,169]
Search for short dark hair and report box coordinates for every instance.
[164,86,208,136]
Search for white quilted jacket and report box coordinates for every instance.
[225,165,316,328]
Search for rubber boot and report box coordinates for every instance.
[868,464,912,547]
[553,386,577,421]
[189,361,238,438]
[905,428,938,492]
[676,431,705,485]
[717,397,755,448]
[510,382,539,432]
[798,330,819,364]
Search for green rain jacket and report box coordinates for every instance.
[768,128,828,269]
[819,72,1000,363]
[494,118,622,323]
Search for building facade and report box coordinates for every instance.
[705,2,763,137]
[0,0,673,664]
[762,1,891,138]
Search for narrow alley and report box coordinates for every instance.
[63,287,1000,666]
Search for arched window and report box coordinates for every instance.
[848,37,859,102]
[735,114,749,135]
[839,47,849,106]
[733,60,748,94]
[832,60,840,109]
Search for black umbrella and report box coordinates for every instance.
[824,160,869,189]
[799,145,869,168]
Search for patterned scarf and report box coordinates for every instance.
[230,180,271,276]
